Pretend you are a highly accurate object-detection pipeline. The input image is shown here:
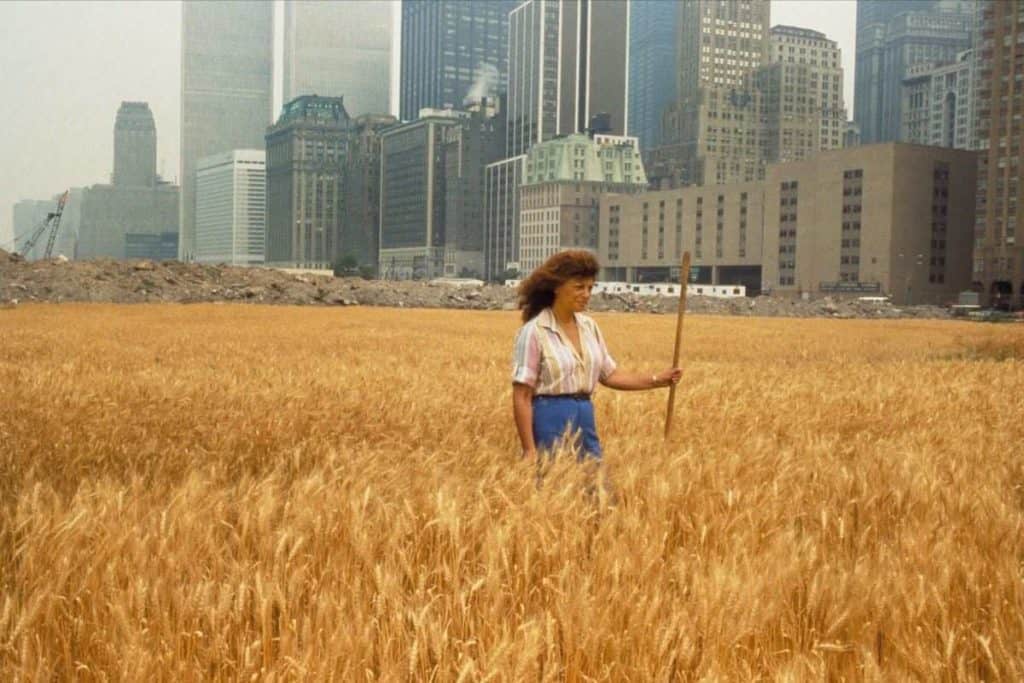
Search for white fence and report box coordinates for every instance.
[504,280,746,298]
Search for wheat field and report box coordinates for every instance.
[1,304,1022,680]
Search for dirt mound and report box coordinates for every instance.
[0,255,954,319]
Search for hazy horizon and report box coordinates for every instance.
[0,0,857,251]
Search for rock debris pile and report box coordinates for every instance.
[0,249,954,319]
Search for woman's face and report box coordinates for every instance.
[554,277,595,313]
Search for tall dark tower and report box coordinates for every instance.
[113,102,157,187]
[399,0,517,121]
[265,96,352,267]
[628,0,680,150]
[505,0,630,158]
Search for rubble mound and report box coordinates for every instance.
[0,256,954,319]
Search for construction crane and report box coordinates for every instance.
[15,190,69,260]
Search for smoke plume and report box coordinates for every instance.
[464,62,499,105]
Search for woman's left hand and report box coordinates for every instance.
[655,368,683,387]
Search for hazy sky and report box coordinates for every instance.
[0,0,857,250]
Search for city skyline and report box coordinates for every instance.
[0,0,856,249]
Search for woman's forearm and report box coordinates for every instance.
[601,369,665,391]
[512,387,536,453]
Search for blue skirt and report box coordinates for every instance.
[532,394,602,460]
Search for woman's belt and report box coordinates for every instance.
[533,393,591,401]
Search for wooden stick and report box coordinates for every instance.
[664,251,691,439]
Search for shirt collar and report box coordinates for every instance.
[538,307,581,334]
[537,307,558,331]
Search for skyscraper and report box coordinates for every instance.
[483,155,525,280]
[342,114,399,272]
[113,102,157,187]
[668,0,771,186]
[195,150,266,266]
[78,103,179,261]
[379,103,505,279]
[900,49,977,149]
[284,0,392,117]
[179,1,274,262]
[265,96,352,268]
[856,0,933,29]
[974,0,1023,307]
[628,0,680,150]
[505,0,630,157]
[400,0,517,122]
[853,0,973,144]
[759,26,846,163]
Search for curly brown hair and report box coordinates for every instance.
[517,249,600,322]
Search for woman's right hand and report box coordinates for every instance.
[521,448,538,460]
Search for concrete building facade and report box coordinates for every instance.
[265,96,352,269]
[77,185,180,261]
[599,181,765,292]
[400,0,516,122]
[379,105,504,279]
[844,121,862,148]
[628,0,680,150]
[342,114,399,274]
[518,133,648,274]
[113,102,157,187]
[762,143,977,304]
[506,0,630,157]
[194,150,266,266]
[380,112,460,279]
[602,143,976,304]
[483,155,526,281]
[974,0,1024,307]
[440,101,506,278]
[180,1,274,261]
[283,0,392,117]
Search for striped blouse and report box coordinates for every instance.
[511,308,617,395]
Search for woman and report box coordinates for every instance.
[511,250,683,461]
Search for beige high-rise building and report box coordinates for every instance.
[974,0,1023,308]
[762,143,976,304]
[668,0,771,186]
[759,25,846,163]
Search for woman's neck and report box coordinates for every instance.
[552,303,575,326]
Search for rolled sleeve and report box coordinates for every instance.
[594,322,617,380]
[511,324,540,387]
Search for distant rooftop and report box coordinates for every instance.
[276,95,350,126]
[770,25,832,42]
